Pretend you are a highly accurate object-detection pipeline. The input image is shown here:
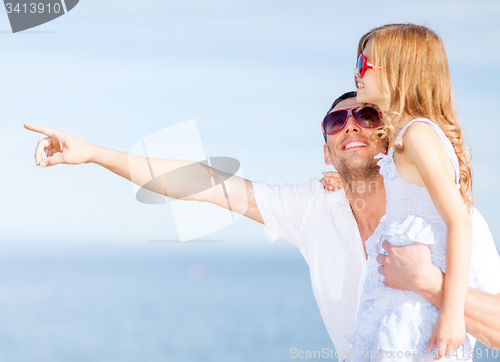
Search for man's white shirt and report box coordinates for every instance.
[253,179,500,355]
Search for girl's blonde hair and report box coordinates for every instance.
[358,24,473,210]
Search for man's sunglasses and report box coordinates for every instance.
[322,104,382,137]
[357,53,379,78]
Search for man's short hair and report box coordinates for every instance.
[323,91,357,141]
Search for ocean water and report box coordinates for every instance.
[0,241,334,362]
[0,241,497,362]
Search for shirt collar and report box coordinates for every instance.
[326,189,348,209]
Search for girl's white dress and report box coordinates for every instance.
[344,118,476,361]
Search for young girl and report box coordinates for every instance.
[343,24,474,361]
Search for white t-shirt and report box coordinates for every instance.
[252,178,500,355]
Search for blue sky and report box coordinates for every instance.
[1,0,499,248]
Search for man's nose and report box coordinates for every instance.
[343,115,360,134]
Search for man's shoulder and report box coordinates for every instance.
[469,207,500,294]
[470,208,493,238]
[470,207,486,224]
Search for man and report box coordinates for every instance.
[25,92,500,355]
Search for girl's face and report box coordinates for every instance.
[354,39,387,110]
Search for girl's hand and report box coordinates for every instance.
[427,311,466,360]
[321,171,343,192]
[24,124,94,167]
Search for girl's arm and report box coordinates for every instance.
[427,280,500,349]
[401,122,472,359]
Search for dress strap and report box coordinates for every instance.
[391,118,461,187]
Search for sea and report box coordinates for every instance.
[0,240,497,362]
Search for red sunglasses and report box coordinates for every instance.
[357,53,379,78]
[322,104,382,138]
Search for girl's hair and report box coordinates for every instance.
[358,23,473,210]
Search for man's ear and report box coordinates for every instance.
[324,144,333,165]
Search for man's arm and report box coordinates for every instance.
[462,289,500,349]
[25,124,264,223]
[377,241,500,348]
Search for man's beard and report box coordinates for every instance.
[336,156,381,191]
[327,139,387,192]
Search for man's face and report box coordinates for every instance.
[323,97,386,182]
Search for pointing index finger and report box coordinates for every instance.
[24,124,57,138]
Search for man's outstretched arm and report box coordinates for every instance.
[377,241,500,348]
[24,124,264,224]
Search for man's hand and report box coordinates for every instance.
[377,241,500,349]
[24,124,94,167]
[321,171,343,191]
[377,241,444,304]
